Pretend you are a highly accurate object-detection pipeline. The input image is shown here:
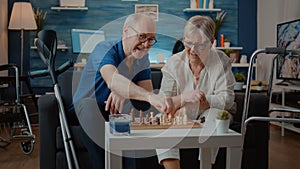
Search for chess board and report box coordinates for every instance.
[131,120,201,130]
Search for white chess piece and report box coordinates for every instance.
[176,115,180,125]
[183,112,188,125]
[139,110,143,124]
[130,108,135,122]
[160,114,163,125]
[150,112,154,124]
[168,114,172,124]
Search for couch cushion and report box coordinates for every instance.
[59,71,82,109]
[234,92,269,122]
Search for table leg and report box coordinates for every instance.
[105,135,122,169]
[109,150,122,169]
[200,148,212,169]
[105,136,109,169]
[226,147,242,169]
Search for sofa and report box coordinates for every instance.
[38,70,269,169]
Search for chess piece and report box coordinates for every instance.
[200,116,206,123]
[156,117,160,125]
[160,114,164,125]
[168,114,172,124]
[145,114,149,124]
[150,112,154,124]
[139,110,143,124]
[183,112,188,125]
[130,108,135,122]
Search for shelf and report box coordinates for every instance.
[31,45,69,51]
[274,84,300,91]
[216,47,243,50]
[51,6,88,11]
[231,63,256,67]
[183,8,221,12]
[270,103,299,111]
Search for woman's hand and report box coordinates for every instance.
[105,91,125,114]
[182,89,210,110]
[182,89,201,104]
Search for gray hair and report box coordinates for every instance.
[184,15,216,43]
[123,13,154,29]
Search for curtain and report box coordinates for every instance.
[0,0,8,69]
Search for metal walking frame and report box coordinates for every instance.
[0,64,35,154]
[29,29,79,169]
[241,47,300,156]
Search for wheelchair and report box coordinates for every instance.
[0,64,35,155]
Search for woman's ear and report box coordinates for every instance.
[211,38,215,44]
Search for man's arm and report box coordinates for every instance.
[101,64,166,111]
[136,79,153,92]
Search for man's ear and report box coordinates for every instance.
[123,26,129,34]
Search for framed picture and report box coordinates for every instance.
[135,4,159,21]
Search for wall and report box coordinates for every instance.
[27,0,240,90]
[8,0,254,94]
[257,0,300,82]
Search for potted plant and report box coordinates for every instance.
[224,38,231,48]
[213,11,227,38]
[234,72,246,90]
[216,110,230,134]
[34,8,47,45]
[34,8,47,37]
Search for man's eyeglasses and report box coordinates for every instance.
[129,26,157,46]
[182,39,210,50]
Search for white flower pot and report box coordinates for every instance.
[216,119,230,134]
[60,0,85,7]
[234,82,244,90]
[224,42,230,48]
[256,86,263,91]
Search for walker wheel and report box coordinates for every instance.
[19,131,34,155]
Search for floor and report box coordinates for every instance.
[269,125,300,169]
[0,124,299,169]
[0,125,39,169]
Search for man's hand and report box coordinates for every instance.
[148,94,176,117]
[147,93,166,112]
[105,92,125,114]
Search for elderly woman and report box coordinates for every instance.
[157,15,236,169]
